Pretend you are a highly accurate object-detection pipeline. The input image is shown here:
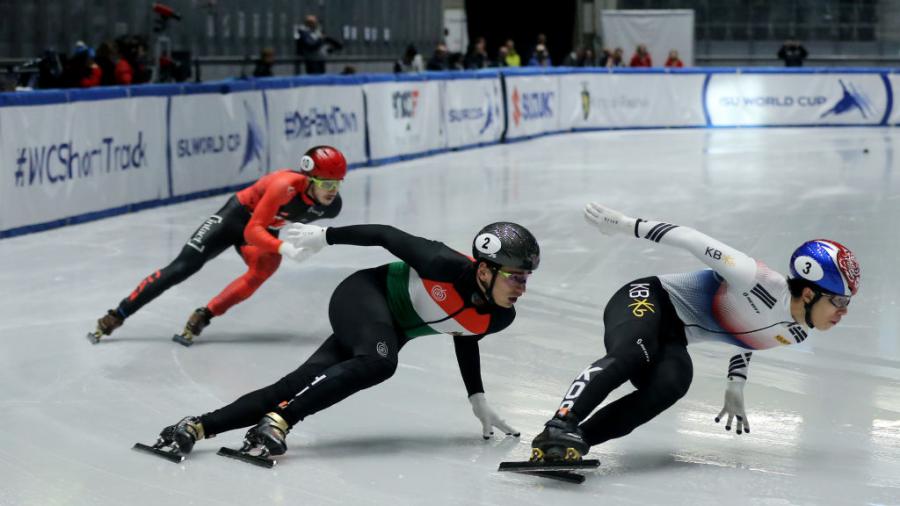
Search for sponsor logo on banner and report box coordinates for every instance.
[284,106,359,140]
[716,79,874,119]
[447,91,500,135]
[392,89,420,130]
[14,131,148,188]
[511,86,554,127]
[175,100,264,173]
[821,80,874,118]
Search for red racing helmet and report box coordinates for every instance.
[299,145,347,180]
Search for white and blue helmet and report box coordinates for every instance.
[789,239,860,297]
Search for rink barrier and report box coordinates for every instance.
[2,67,898,238]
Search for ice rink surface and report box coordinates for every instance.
[2,127,899,506]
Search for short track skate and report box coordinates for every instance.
[217,440,277,468]
[132,438,185,464]
[498,448,599,484]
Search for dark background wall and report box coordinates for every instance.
[0,0,442,61]
[464,0,577,65]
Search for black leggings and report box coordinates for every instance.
[116,196,253,317]
[559,276,693,446]
[200,266,404,435]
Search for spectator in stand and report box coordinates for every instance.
[579,47,599,67]
[118,35,151,84]
[295,14,342,75]
[109,39,134,85]
[394,44,424,73]
[448,51,465,70]
[629,44,652,67]
[66,41,102,88]
[253,47,276,77]
[504,39,521,67]
[340,65,356,75]
[664,49,684,68]
[494,45,510,67]
[528,44,551,67]
[607,47,626,67]
[464,36,489,69]
[598,48,611,67]
[426,43,450,71]
[95,41,119,86]
[563,47,582,67]
[778,39,808,67]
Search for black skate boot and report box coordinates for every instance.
[530,411,589,462]
[172,307,213,347]
[133,416,205,463]
[218,412,290,468]
[248,412,290,456]
[87,309,124,344]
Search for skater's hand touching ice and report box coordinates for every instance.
[282,223,328,253]
[469,393,520,439]
[715,376,750,435]
[583,202,637,236]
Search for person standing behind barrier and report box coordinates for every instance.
[778,39,808,67]
[87,146,348,346]
[394,44,424,73]
[607,47,626,68]
[464,37,489,69]
[253,48,276,78]
[295,15,341,75]
[504,39,521,67]
[664,49,684,68]
[528,44,551,67]
[426,43,450,71]
[629,44,652,67]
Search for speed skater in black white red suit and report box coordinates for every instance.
[138,221,541,462]
[528,202,861,463]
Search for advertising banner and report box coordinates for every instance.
[169,91,268,196]
[364,80,444,162]
[560,72,706,129]
[265,85,366,170]
[443,77,504,149]
[1,97,167,233]
[706,73,889,126]
[504,74,561,140]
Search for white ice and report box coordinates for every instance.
[1,127,899,506]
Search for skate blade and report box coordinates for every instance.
[133,442,184,463]
[86,331,102,345]
[520,470,587,484]
[217,446,276,468]
[498,459,600,472]
[172,333,194,347]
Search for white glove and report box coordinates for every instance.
[715,376,750,435]
[583,202,637,236]
[277,241,316,263]
[281,223,328,253]
[468,393,520,439]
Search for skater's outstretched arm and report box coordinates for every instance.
[283,223,467,277]
[583,202,758,291]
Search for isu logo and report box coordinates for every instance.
[431,285,447,301]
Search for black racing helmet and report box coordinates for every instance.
[472,222,540,271]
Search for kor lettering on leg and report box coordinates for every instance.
[187,215,224,252]
[558,365,603,413]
